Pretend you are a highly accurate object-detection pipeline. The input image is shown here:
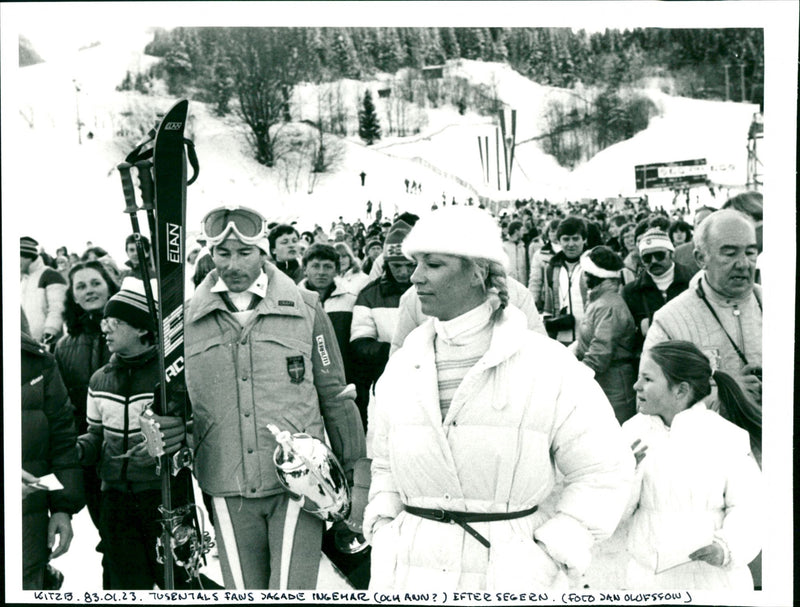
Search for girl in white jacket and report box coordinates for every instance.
[623,340,762,590]
[363,206,634,591]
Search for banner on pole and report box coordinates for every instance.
[499,109,517,191]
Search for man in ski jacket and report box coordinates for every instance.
[621,229,694,358]
[350,218,415,434]
[118,234,156,282]
[184,206,365,589]
[540,217,589,345]
[21,236,68,345]
[268,223,305,283]
[298,243,359,385]
[77,278,189,590]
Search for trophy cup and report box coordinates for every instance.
[267,424,351,523]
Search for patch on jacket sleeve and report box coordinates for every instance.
[278,300,295,307]
[29,374,44,386]
[286,356,305,384]
[316,335,331,367]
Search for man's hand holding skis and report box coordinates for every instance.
[139,409,190,457]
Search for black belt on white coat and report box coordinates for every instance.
[403,504,539,548]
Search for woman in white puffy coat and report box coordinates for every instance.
[622,340,761,590]
[363,206,635,591]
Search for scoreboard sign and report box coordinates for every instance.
[635,159,708,190]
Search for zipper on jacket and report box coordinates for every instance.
[565,264,576,341]
[120,367,131,482]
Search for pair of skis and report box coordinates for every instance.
[116,100,211,589]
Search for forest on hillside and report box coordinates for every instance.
[117,27,764,170]
[144,27,764,104]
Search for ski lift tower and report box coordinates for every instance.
[746,111,763,190]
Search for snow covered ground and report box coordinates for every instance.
[52,479,354,591]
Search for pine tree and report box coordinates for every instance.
[423,28,446,65]
[377,28,405,73]
[458,28,487,60]
[211,55,235,115]
[358,89,381,145]
[305,27,331,81]
[332,29,361,79]
[401,27,425,69]
[164,41,192,94]
[440,27,461,60]
[489,28,508,63]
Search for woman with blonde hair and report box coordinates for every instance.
[364,206,634,591]
[334,241,370,295]
[618,223,638,284]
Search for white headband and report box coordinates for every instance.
[580,252,621,279]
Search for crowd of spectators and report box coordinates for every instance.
[18,187,763,592]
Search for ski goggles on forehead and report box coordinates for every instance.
[201,207,267,245]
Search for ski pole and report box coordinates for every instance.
[120,157,176,588]
[136,159,159,244]
[117,161,159,324]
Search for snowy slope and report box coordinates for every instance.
[10,45,759,258]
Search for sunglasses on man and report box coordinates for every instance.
[641,251,668,264]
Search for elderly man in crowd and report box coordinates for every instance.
[643,209,762,406]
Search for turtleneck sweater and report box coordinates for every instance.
[433,301,494,421]
[648,264,675,295]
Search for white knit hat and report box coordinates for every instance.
[402,206,509,267]
[638,229,674,254]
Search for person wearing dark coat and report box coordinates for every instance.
[268,224,305,283]
[622,229,694,359]
[349,219,415,432]
[53,260,118,583]
[54,262,119,434]
[22,331,85,590]
[118,234,156,282]
[77,278,197,590]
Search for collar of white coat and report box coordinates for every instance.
[299,275,351,298]
[433,300,493,346]
[405,303,528,368]
[671,400,709,426]
[644,401,708,432]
